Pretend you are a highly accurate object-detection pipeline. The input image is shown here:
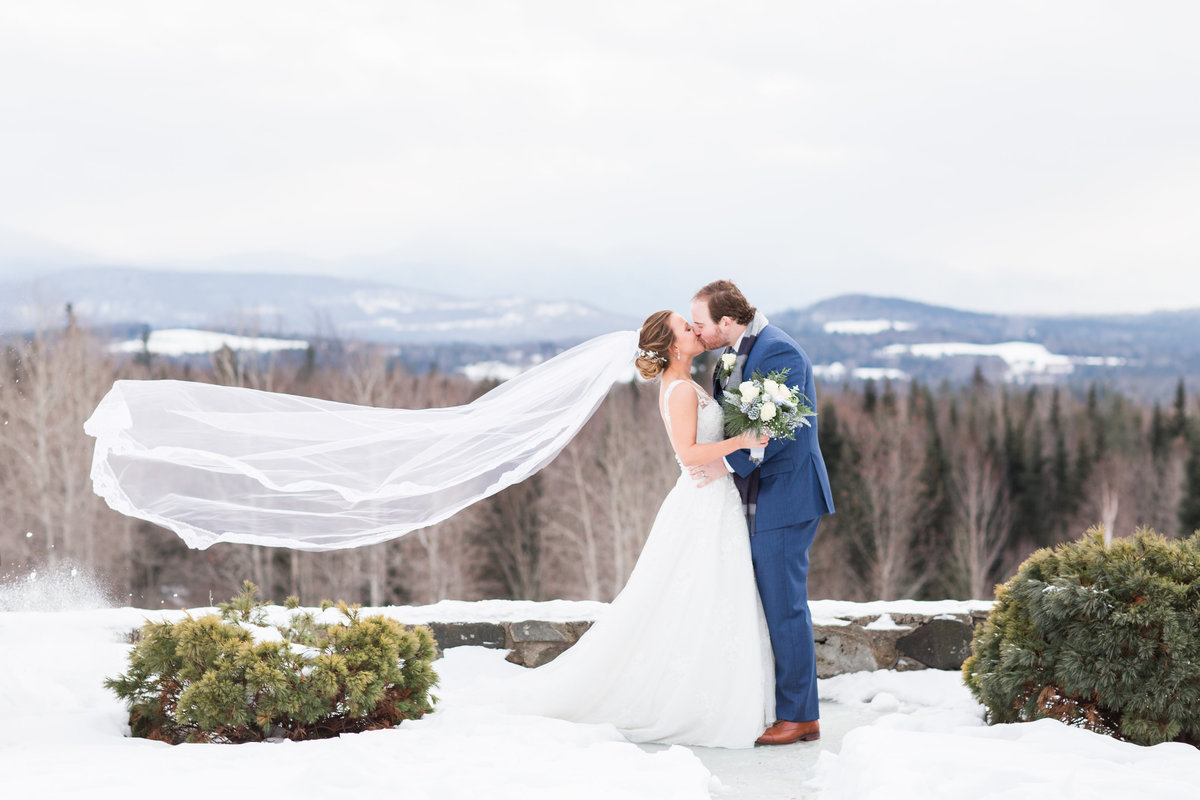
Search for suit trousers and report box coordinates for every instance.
[749,516,821,723]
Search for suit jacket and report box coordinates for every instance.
[719,324,835,530]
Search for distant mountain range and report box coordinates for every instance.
[0,267,637,346]
[3,269,1198,397]
[774,295,1200,398]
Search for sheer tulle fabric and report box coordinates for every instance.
[84,331,638,551]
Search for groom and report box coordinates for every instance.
[689,279,834,746]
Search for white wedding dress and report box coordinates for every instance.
[511,380,775,748]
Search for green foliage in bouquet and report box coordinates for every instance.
[720,368,815,440]
[963,528,1200,746]
[105,581,438,744]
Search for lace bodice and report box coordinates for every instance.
[661,380,724,449]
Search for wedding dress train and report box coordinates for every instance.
[510,380,774,748]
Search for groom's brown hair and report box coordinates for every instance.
[694,280,756,325]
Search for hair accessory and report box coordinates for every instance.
[637,347,667,364]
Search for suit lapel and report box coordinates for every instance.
[713,316,769,395]
[727,331,759,388]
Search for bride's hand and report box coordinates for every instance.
[739,430,770,449]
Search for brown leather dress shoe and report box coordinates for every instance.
[755,719,821,745]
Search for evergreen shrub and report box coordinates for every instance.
[963,528,1200,746]
[106,582,438,744]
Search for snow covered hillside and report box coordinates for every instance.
[1,267,635,345]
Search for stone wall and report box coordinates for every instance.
[810,611,989,676]
[428,609,990,674]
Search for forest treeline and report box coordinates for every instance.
[3,323,1199,607]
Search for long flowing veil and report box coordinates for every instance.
[84,330,638,551]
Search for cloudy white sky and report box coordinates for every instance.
[1,1,1198,317]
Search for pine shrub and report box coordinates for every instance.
[106,582,439,744]
[963,528,1200,746]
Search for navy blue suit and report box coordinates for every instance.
[716,324,834,723]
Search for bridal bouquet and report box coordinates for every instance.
[721,368,815,461]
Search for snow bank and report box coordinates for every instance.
[810,670,1200,799]
[4,579,1196,800]
[811,719,1199,800]
[0,608,715,800]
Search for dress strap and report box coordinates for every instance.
[661,379,700,431]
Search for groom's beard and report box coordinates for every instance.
[698,331,729,351]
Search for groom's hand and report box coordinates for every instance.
[689,458,729,488]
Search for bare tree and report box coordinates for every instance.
[0,319,140,584]
[594,385,677,598]
[532,382,676,601]
[476,475,547,599]
[401,512,482,602]
[542,433,607,599]
[847,405,927,600]
[948,443,1012,599]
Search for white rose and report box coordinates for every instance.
[739,381,760,402]
[763,379,780,395]
[720,353,737,370]
[760,401,777,421]
[771,384,791,403]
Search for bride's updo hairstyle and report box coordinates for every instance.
[636,310,675,381]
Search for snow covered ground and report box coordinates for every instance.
[3,578,1198,799]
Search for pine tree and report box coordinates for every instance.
[880,380,897,415]
[1172,378,1188,438]
[1086,383,1108,459]
[296,344,317,384]
[819,403,873,588]
[818,401,845,483]
[1020,419,1050,546]
[1049,390,1073,535]
[105,583,438,744]
[913,398,953,596]
[964,528,1200,746]
[907,379,925,424]
[1071,434,1093,510]
[1001,399,1027,529]
[862,379,878,415]
[984,409,1001,467]
[1150,403,1170,463]
[971,364,987,391]
[1180,420,1200,536]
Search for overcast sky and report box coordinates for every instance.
[1,1,1198,317]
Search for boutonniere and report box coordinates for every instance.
[717,352,737,382]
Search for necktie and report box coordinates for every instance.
[714,346,734,395]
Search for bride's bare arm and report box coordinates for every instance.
[664,385,768,467]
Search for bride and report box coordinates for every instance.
[511,310,775,748]
[84,309,775,748]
